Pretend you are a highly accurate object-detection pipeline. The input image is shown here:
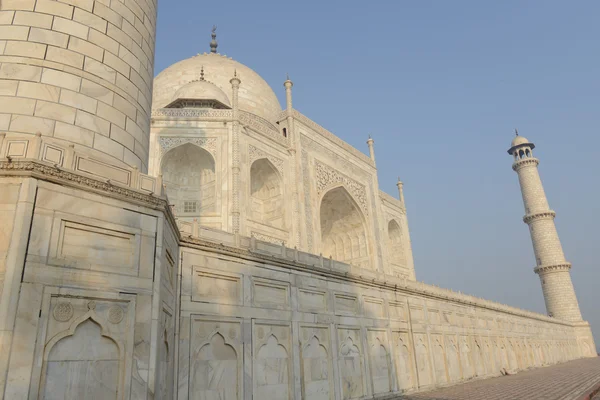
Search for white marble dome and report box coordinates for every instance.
[170,79,231,107]
[511,135,531,147]
[153,53,282,125]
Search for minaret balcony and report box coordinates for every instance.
[534,263,572,274]
[512,157,540,171]
[523,211,556,224]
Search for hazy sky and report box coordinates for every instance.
[155,1,599,340]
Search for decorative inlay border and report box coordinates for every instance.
[251,231,285,246]
[159,137,217,157]
[152,108,232,119]
[315,161,368,214]
[248,145,284,175]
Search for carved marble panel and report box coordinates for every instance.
[431,335,447,384]
[190,317,242,400]
[252,278,290,310]
[389,301,406,321]
[35,294,133,400]
[337,327,365,400]
[445,335,461,382]
[393,331,416,391]
[414,334,433,387]
[48,216,141,276]
[300,325,332,400]
[253,322,292,400]
[364,297,385,319]
[334,293,359,316]
[367,330,392,395]
[298,288,328,313]
[192,267,242,305]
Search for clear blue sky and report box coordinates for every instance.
[155,1,600,340]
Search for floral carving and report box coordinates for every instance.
[248,145,284,175]
[251,231,285,246]
[159,137,217,157]
[53,302,74,322]
[108,306,124,324]
[315,161,368,214]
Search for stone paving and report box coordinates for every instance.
[398,357,600,400]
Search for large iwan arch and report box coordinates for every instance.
[319,186,370,269]
[161,144,216,219]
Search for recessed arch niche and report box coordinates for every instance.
[388,219,406,268]
[250,158,284,228]
[41,318,121,399]
[319,186,370,269]
[161,143,216,218]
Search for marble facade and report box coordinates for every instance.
[0,0,596,398]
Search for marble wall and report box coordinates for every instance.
[176,242,595,400]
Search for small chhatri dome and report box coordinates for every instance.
[166,67,231,109]
[511,129,531,148]
[507,129,535,154]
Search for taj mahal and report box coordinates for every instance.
[0,3,596,399]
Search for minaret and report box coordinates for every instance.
[367,135,376,164]
[396,178,405,204]
[508,132,583,321]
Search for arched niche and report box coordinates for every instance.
[388,220,406,268]
[192,332,238,400]
[250,158,284,228]
[301,336,330,400]
[41,318,121,399]
[319,186,370,269]
[161,143,216,218]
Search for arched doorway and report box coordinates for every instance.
[161,144,216,221]
[319,186,370,269]
[250,158,284,228]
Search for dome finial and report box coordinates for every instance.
[515,128,519,136]
[210,25,218,53]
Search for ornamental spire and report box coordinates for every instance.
[210,25,218,53]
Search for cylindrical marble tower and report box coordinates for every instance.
[0,0,157,172]
[508,134,583,321]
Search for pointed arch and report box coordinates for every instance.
[161,143,216,218]
[250,158,284,228]
[370,338,392,394]
[42,318,121,399]
[255,334,290,399]
[388,219,406,268]
[320,186,370,269]
[191,332,238,400]
[301,336,330,400]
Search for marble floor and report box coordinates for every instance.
[398,357,600,400]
